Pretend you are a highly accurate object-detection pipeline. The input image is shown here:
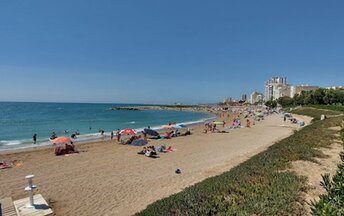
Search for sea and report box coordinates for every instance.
[0,102,214,151]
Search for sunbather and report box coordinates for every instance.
[0,160,13,169]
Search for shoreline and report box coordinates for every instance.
[0,110,216,153]
[0,112,217,155]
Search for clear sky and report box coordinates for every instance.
[0,0,343,104]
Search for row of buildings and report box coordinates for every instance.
[264,77,319,101]
[223,76,321,105]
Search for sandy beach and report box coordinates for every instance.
[0,113,311,216]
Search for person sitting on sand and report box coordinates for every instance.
[212,124,217,133]
[246,119,251,128]
[203,123,209,133]
[164,131,174,139]
[237,118,241,126]
[138,147,147,154]
[54,142,77,156]
[125,135,138,144]
[181,129,191,136]
[172,130,180,137]
[65,143,76,153]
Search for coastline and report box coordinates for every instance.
[0,105,216,153]
[0,112,312,216]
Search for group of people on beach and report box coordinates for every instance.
[36,106,275,157]
[137,145,175,158]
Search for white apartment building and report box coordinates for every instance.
[264,77,288,101]
[264,77,319,100]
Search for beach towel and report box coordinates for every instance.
[156,145,167,152]
[64,152,79,156]
[0,161,13,169]
[163,147,176,153]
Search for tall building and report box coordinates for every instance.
[250,91,264,104]
[264,76,320,100]
[264,77,288,101]
[275,85,291,98]
[241,94,247,102]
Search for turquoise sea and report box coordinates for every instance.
[0,102,214,151]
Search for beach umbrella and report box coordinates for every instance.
[144,128,159,136]
[120,128,137,135]
[51,136,71,145]
[130,139,148,146]
[213,121,225,125]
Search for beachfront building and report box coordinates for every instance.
[264,77,288,101]
[250,91,264,104]
[275,85,291,98]
[241,94,247,102]
[326,86,344,90]
[290,85,319,98]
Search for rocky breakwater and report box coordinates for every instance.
[111,105,203,112]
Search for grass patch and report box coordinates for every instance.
[308,105,344,113]
[290,107,341,121]
[136,115,343,215]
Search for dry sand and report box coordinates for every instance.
[0,114,311,216]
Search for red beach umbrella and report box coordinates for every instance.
[120,128,137,135]
[51,136,72,145]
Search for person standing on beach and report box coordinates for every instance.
[110,131,114,140]
[142,131,147,140]
[33,134,37,144]
[246,119,251,128]
[116,129,121,143]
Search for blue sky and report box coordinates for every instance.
[0,0,343,104]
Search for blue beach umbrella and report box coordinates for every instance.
[144,128,159,136]
[131,139,148,146]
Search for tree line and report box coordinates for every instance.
[266,88,344,108]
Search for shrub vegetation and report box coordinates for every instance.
[311,127,344,215]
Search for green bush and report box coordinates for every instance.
[311,120,344,215]
[136,116,344,216]
[311,152,344,215]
